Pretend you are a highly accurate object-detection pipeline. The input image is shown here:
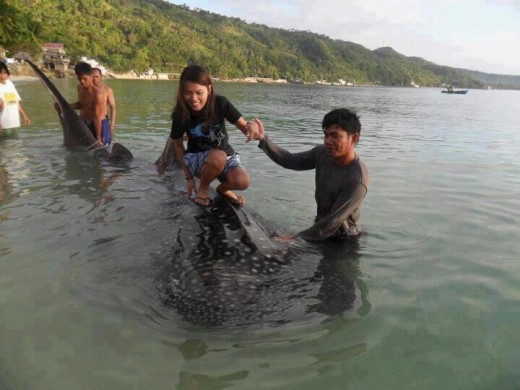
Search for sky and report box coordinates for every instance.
[167,0,520,75]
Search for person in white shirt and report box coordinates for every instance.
[0,62,30,135]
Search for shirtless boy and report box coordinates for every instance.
[92,67,116,147]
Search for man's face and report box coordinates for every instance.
[77,74,93,88]
[323,124,358,159]
[92,71,102,86]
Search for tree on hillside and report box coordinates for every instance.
[2,0,512,88]
[0,0,42,53]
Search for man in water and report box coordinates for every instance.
[58,62,108,147]
[250,108,369,241]
[92,67,116,148]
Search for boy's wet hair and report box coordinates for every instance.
[322,108,361,135]
[74,62,92,76]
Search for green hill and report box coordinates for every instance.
[2,0,519,89]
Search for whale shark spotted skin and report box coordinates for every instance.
[153,169,366,328]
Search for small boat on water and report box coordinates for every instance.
[442,87,468,94]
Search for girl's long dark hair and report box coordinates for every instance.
[172,65,216,131]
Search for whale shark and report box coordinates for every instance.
[16,53,133,163]
[20,55,369,327]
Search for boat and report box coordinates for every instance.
[441,89,468,94]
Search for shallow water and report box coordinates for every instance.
[1,79,519,389]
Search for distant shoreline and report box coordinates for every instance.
[10,75,39,81]
[10,74,381,88]
[3,63,399,87]
[8,63,359,85]
[9,70,383,87]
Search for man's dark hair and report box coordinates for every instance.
[0,62,9,76]
[74,62,92,76]
[322,108,361,135]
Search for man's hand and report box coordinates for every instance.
[247,118,265,141]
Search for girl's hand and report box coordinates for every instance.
[155,157,166,175]
[244,120,255,142]
[186,177,197,198]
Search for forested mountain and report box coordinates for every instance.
[464,70,520,90]
[2,0,520,88]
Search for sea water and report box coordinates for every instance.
[1,79,519,389]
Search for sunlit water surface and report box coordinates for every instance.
[1,79,519,389]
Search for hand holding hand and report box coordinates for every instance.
[246,118,265,141]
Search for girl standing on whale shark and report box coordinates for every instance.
[155,65,260,206]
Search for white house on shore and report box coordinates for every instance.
[42,43,71,72]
